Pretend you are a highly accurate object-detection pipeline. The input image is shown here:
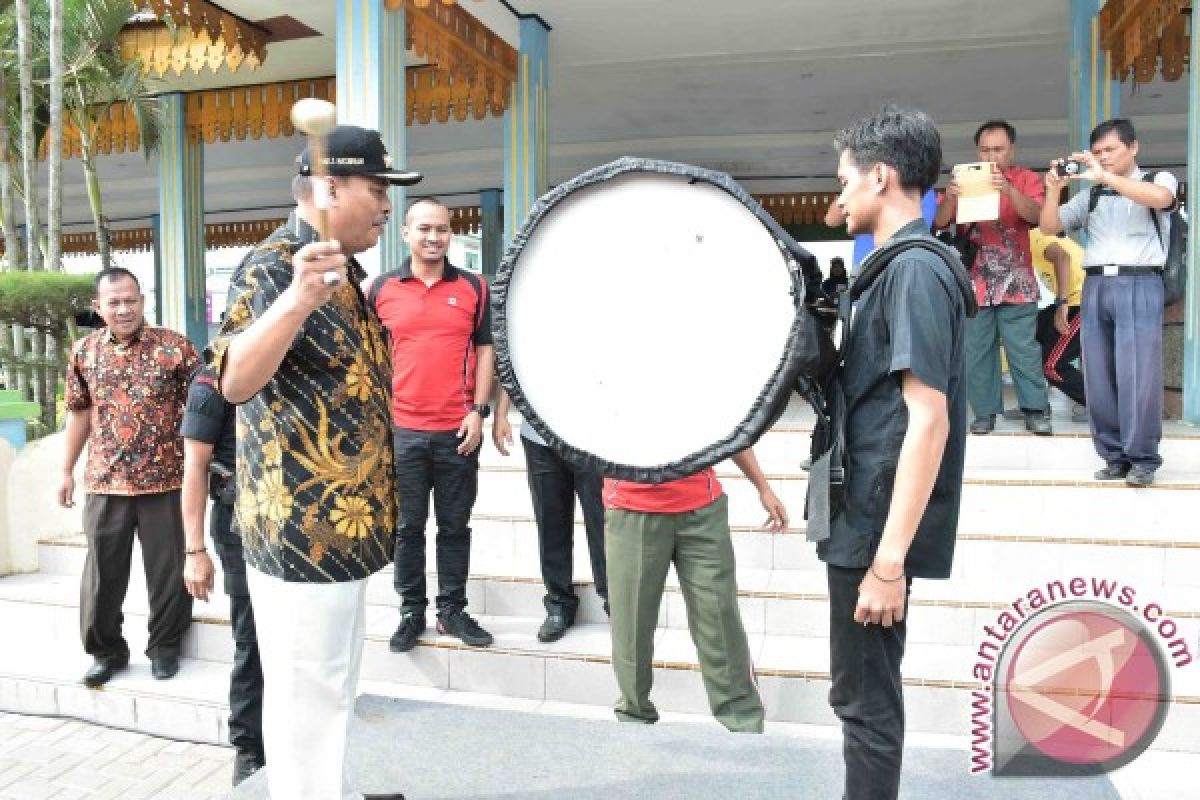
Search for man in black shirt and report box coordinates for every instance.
[822,107,974,799]
[180,366,264,786]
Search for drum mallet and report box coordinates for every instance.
[290,98,342,287]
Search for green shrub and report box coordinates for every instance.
[0,271,95,337]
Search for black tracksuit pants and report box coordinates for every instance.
[521,436,607,616]
[210,501,264,760]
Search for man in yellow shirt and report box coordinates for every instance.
[1029,229,1086,414]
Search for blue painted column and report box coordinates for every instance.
[1183,20,1200,424]
[479,188,502,278]
[338,0,408,273]
[1069,0,1121,156]
[156,93,207,346]
[148,213,161,324]
[504,16,550,244]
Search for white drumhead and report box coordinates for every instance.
[505,170,795,469]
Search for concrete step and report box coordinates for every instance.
[473,463,1200,539]
[483,402,1200,474]
[33,530,1200,639]
[1,575,1196,755]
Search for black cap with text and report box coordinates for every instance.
[296,125,422,186]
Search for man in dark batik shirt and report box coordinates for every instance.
[208,125,419,800]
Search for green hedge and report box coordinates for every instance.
[0,271,95,335]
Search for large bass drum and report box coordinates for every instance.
[493,157,829,483]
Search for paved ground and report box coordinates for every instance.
[0,712,233,800]
[231,695,1120,800]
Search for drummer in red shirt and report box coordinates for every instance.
[603,449,787,732]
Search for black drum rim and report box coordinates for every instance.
[493,156,818,483]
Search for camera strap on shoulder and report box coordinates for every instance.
[803,233,974,543]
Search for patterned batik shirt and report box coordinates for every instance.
[961,165,1045,307]
[208,213,396,583]
[66,325,198,495]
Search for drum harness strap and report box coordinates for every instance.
[802,234,976,543]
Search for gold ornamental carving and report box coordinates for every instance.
[45,67,513,159]
[387,0,517,122]
[119,0,269,78]
[755,193,839,227]
[12,207,485,256]
[1100,0,1192,84]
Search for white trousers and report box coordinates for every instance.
[246,567,368,800]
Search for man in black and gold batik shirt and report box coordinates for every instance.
[218,214,395,583]
[209,125,419,800]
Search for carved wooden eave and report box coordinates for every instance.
[387,0,517,121]
[6,206,483,256]
[754,193,840,227]
[43,63,509,158]
[448,205,482,234]
[1100,0,1192,84]
[119,0,269,78]
[185,77,335,144]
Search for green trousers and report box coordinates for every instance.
[606,494,764,733]
[966,301,1049,417]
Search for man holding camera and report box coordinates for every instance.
[934,120,1050,436]
[1039,118,1177,486]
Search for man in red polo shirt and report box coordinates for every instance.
[604,449,787,732]
[372,198,496,651]
[934,119,1050,436]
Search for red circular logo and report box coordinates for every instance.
[1004,605,1169,769]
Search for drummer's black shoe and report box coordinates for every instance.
[232,750,264,786]
[437,610,493,647]
[537,612,572,643]
[389,611,425,653]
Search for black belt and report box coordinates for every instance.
[1084,265,1161,276]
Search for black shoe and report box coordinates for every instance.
[1024,410,1053,436]
[537,613,572,643]
[437,610,494,647]
[970,415,995,435]
[389,612,426,653]
[363,793,406,799]
[82,656,127,688]
[232,750,264,786]
[151,655,179,680]
[1126,465,1156,487]
[1094,462,1131,481]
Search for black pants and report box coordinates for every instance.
[827,565,911,800]
[80,491,192,661]
[1035,304,1085,407]
[211,501,264,760]
[522,437,607,616]
[392,427,479,617]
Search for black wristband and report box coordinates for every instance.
[185,546,207,556]
[870,563,905,583]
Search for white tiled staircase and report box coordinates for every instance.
[2,398,1198,756]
